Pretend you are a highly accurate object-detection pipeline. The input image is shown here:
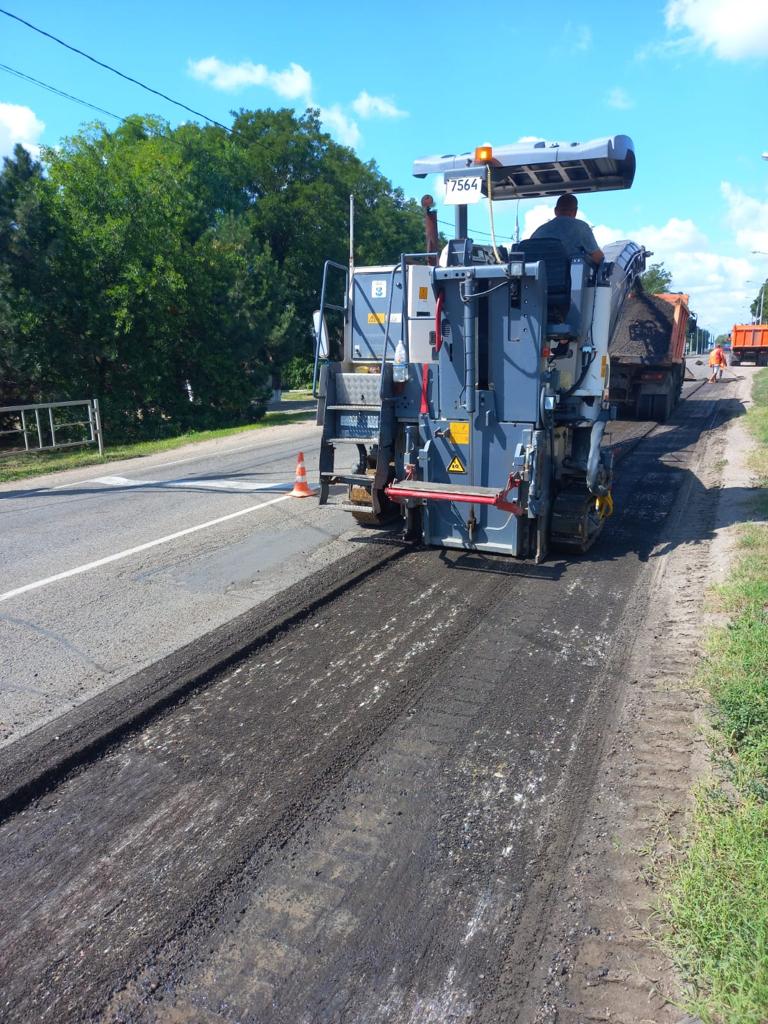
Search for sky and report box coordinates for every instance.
[1,0,768,336]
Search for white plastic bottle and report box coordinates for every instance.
[393,339,408,382]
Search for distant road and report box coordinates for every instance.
[0,419,367,747]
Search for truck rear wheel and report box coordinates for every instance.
[652,388,673,423]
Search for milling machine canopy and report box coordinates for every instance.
[412,135,635,199]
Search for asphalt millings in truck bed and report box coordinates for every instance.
[609,290,677,364]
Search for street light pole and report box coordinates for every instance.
[752,253,768,324]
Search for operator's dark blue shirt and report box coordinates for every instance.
[530,216,600,260]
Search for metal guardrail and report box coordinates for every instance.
[0,399,104,458]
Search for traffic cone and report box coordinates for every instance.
[290,451,316,497]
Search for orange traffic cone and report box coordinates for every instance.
[290,451,316,497]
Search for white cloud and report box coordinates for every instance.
[188,57,312,100]
[574,25,592,51]
[319,105,360,148]
[664,0,768,59]
[0,102,45,160]
[591,214,756,332]
[522,203,554,237]
[189,56,387,148]
[519,201,758,332]
[606,87,634,110]
[351,91,407,120]
[721,181,768,251]
[633,217,708,253]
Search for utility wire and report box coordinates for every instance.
[0,6,231,132]
[437,217,498,241]
[0,62,124,123]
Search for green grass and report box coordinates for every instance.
[0,410,314,484]
[661,369,768,1023]
[281,388,314,401]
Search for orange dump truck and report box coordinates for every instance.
[608,290,689,421]
[729,324,768,366]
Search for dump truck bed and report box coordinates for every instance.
[609,291,686,367]
[731,324,768,350]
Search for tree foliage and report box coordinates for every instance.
[640,262,673,294]
[750,279,768,323]
[0,109,426,441]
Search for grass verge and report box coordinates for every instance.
[0,410,314,485]
[661,369,768,1023]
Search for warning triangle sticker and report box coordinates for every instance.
[447,455,466,473]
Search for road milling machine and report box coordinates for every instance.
[313,136,646,560]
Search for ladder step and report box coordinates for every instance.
[327,404,381,412]
[336,502,378,514]
[321,473,373,486]
[326,436,379,444]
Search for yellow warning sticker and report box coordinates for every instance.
[367,312,402,324]
[449,421,469,444]
[418,286,429,300]
[447,455,466,473]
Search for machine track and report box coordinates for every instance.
[0,382,722,1024]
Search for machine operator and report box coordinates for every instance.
[529,193,604,265]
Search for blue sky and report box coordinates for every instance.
[2,0,768,335]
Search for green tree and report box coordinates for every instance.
[750,279,767,323]
[1,108,430,441]
[0,144,62,407]
[641,262,673,294]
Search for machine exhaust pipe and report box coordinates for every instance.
[421,195,438,266]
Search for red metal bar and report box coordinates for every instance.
[420,363,429,414]
[386,485,498,506]
[385,474,523,516]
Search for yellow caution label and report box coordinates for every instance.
[601,354,608,379]
[367,312,402,324]
[419,286,429,300]
[449,420,469,444]
[447,455,466,473]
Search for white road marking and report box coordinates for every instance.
[49,427,319,490]
[91,475,294,493]
[0,492,294,604]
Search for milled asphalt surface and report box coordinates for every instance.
[0,417,371,748]
[0,377,734,1024]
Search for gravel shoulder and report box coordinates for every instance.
[521,368,762,1022]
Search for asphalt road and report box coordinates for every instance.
[0,418,369,747]
[0,381,737,1024]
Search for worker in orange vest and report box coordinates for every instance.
[708,344,727,383]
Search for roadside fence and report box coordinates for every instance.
[0,399,104,458]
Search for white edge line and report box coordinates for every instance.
[0,493,294,603]
[49,426,319,489]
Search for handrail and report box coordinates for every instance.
[379,264,401,390]
[0,398,104,457]
[312,259,348,398]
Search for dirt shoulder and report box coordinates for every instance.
[524,368,762,1023]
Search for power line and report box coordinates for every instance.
[437,217,498,240]
[0,62,124,123]
[0,6,231,132]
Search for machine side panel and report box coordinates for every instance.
[419,418,532,555]
[349,269,401,361]
[489,276,546,424]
